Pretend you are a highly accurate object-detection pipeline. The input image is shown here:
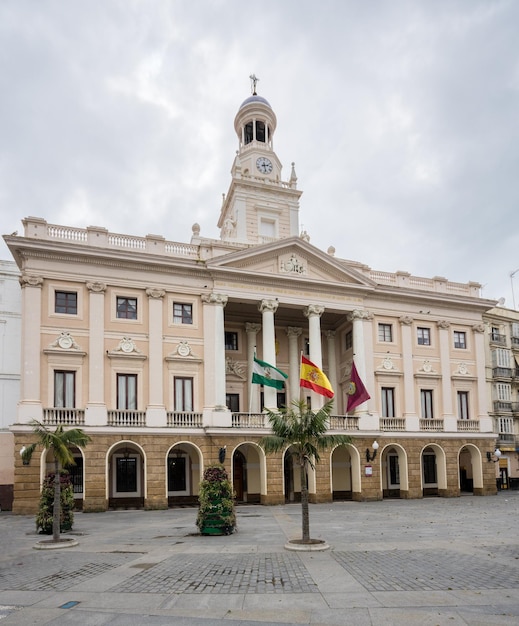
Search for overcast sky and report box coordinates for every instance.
[1,0,518,307]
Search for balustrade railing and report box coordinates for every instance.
[166,412,203,428]
[457,420,480,432]
[231,413,266,428]
[42,408,85,426]
[107,410,146,427]
[329,415,359,431]
[379,417,406,431]
[419,419,444,431]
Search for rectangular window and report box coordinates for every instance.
[173,303,193,325]
[493,349,510,368]
[54,371,75,408]
[417,327,431,346]
[174,377,193,412]
[117,374,137,410]
[491,326,500,341]
[457,391,469,420]
[116,297,137,320]
[381,387,395,418]
[116,457,137,492]
[226,393,240,412]
[345,330,353,350]
[420,389,434,419]
[225,331,238,351]
[55,291,77,315]
[453,331,466,349]
[378,323,393,342]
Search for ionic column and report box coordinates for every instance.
[245,322,261,413]
[18,274,43,422]
[146,288,166,426]
[304,304,324,409]
[258,299,279,410]
[85,281,107,425]
[325,330,337,413]
[399,316,416,422]
[437,320,454,426]
[286,326,302,403]
[202,293,228,412]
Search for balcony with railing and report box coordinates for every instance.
[511,336,519,350]
[231,413,267,428]
[494,400,513,413]
[42,408,85,426]
[166,412,203,428]
[490,332,507,346]
[457,420,480,432]
[492,367,513,379]
[107,410,146,427]
[329,415,360,431]
[420,419,444,431]
[380,417,406,431]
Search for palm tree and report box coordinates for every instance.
[21,421,91,542]
[260,400,351,544]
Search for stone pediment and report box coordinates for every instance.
[206,237,374,288]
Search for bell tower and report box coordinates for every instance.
[218,75,301,244]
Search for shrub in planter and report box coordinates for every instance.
[196,464,236,536]
[36,471,75,535]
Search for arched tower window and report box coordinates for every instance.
[244,122,253,144]
[256,121,265,142]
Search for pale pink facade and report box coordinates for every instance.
[5,90,499,512]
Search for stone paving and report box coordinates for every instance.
[0,494,518,624]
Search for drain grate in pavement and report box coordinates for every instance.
[110,553,318,594]
[0,552,135,592]
[332,549,519,592]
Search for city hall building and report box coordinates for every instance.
[5,87,499,514]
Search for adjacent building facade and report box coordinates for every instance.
[5,89,499,514]
[484,305,519,488]
[0,260,21,510]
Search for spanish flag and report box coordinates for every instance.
[300,355,334,398]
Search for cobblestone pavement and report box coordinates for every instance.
[0,494,519,624]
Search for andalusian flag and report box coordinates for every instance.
[299,355,334,398]
[252,356,288,390]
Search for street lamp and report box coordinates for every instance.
[486,449,502,463]
[366,441,379,462]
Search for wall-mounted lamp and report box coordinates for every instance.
[20,446,29,466]
[219,446,226,463]
[366,441,379,463]
[487,449,502,463]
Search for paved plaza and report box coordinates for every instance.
[1,493,519,624]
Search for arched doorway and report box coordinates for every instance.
[283,446,300,502]
[167,443,201,507]
[108,442,145,509]
[232,444,262,504]
[421,444,447,497]
[380,445,409,499]
[459,445,484,494]
[233,450,246,502]
[331,445,353,500]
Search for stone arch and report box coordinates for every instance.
[420,443,447,496]
[230,442,266,504]
[379,443,409,498]
[166,441,203,506]
[458,444,484,495]
[330,443,361,500]
[106,440,147,509]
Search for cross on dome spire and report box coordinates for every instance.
[249,73,259,95]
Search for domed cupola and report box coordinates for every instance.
[234,75,277,153]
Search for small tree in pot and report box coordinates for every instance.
[196,464,236,536]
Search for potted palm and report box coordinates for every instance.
[196,464,236,536]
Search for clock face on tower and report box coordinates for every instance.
[256,157,273,174]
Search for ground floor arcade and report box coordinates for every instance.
[12,432,500,515]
